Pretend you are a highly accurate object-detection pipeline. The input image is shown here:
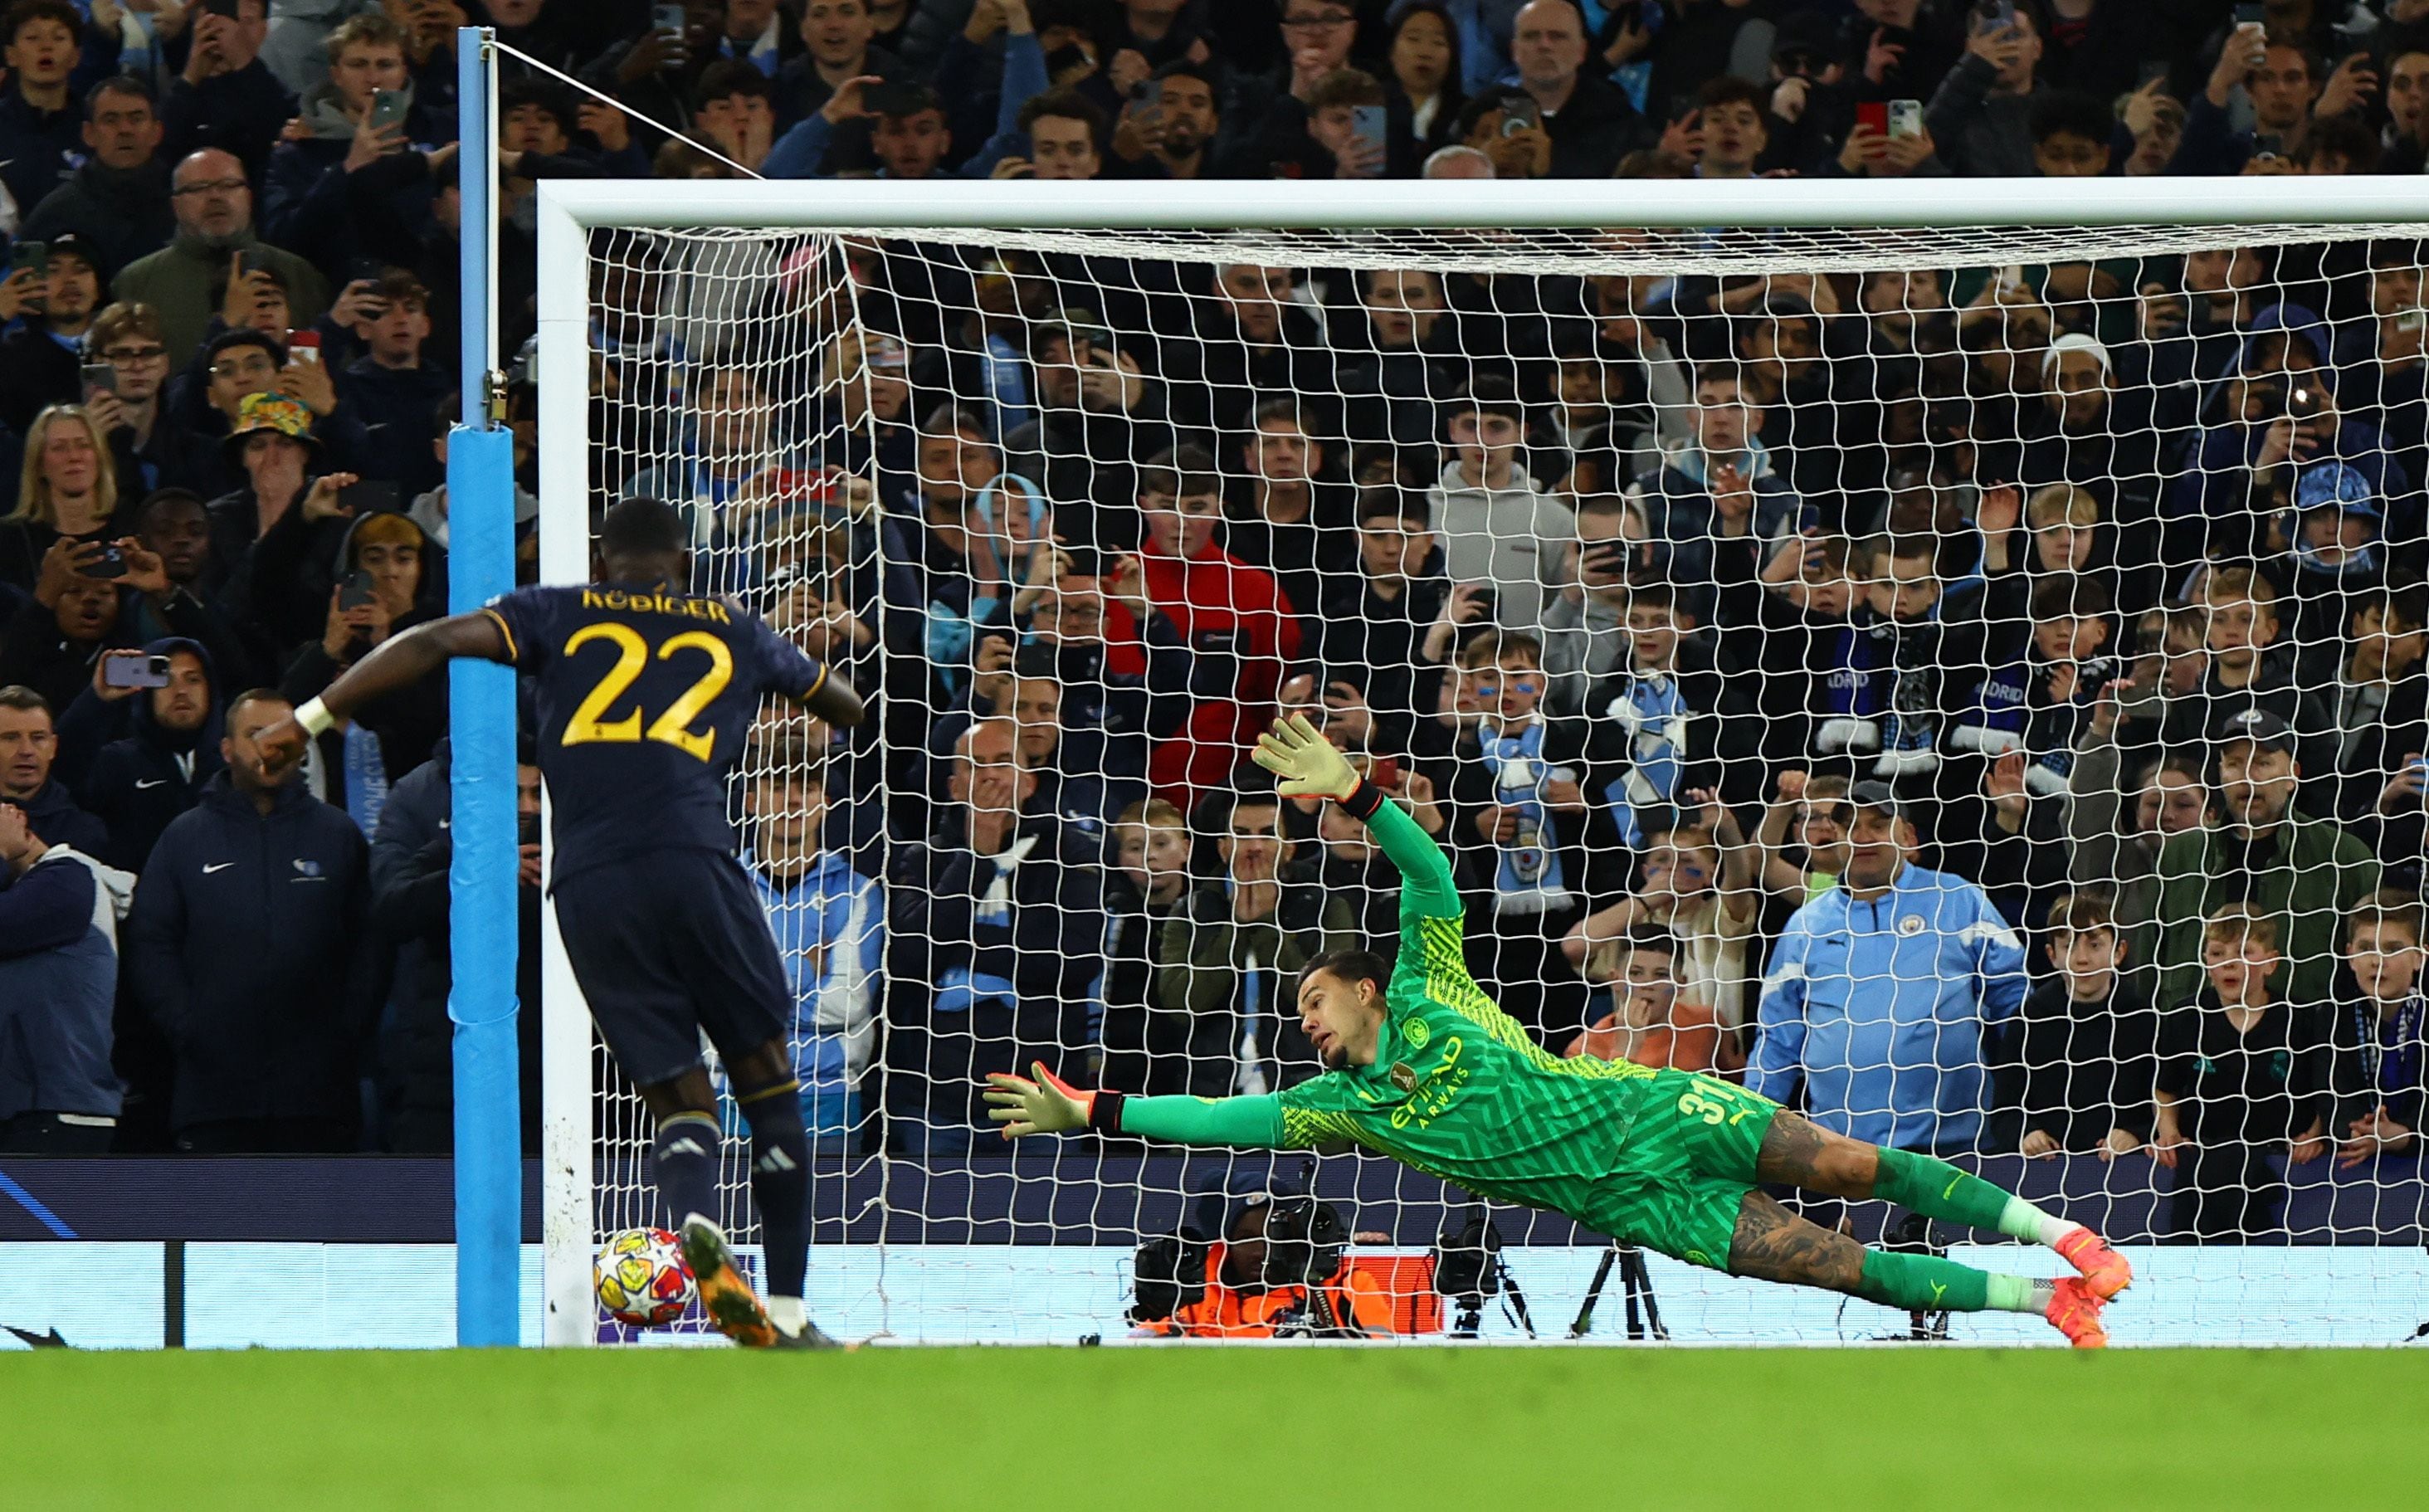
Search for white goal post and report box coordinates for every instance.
[535,176,2429,1348]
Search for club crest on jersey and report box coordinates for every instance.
[1389,1062,1417,1093]
[1403,1018,1430,1049]
[1898,914,1926,936]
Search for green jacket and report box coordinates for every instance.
[1152,876,1356,1098]
[2149,815,2379,1011]
[112,233,333,368]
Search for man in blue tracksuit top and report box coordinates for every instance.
[1752,781,2029,1154]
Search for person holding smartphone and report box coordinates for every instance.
[261,15,434,278]
[1921,2,2046,177]
[0,233,105,436]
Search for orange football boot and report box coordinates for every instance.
[680,1217,778,1349]
[2044,1276,2110,1349]
[2054,1227,2134,1300]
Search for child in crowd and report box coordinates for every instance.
[1436,629,1603,1047]
[2017,892,2156,1161]
[1580,577,1733,841]
[1095,797,1195,1095]
[1563,927,1722,1073]
[2159,565,2299,749]
[1564,801,1758,1046]
[2153,904,2332,1241]
[1755,769,1852,906]
[2331,894,2429,1170]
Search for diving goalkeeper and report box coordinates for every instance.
[986,716,2132,1346]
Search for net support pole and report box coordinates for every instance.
[534,183,595,1347]
[448,23,519,1349]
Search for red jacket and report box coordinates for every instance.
[1139,539,1302,799]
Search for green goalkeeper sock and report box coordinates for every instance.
[1856,1251,2049,1315]
[1871,1147,2074,1245]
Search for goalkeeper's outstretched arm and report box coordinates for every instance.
[984,1063,1286,1148]
[1251,715,1458,919]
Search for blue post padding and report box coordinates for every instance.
[448,422,519,1348]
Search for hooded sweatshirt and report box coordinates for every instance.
[74,636,227,873]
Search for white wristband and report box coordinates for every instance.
[295,697,336,737]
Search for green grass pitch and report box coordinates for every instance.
[12,1348,2427,1508]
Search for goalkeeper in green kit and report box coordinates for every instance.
[987,716,2132,1347]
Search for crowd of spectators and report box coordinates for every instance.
[0,0,2427,1243]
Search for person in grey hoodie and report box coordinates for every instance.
[1422,377,1574,631]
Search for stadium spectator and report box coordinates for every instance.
[747,766,880,1153]
[159,0,289,179]
[21,76,175,278]
[1097,794,1192,1097]
[1922,4,2046,178]
[1425,378,1575,631]
[280,509,447,819]
[1152,786,1354,1097]
[1134,445,1300,797]
[84,303,178,497]
[2151,902,2332,1240]
[1506,0,1642,178]
[2016,890,2157,1162]
[885,714,1102,1154]
[1567,797,1758,1053]
[1563,925,1721,1073]
[1222,401,1354,628]
[1751,780,2028,1154]
[112,148,329,367]
[124,689,372,1153]
[0,232,107,432]
[205,392,358,657]
[71,642,222,873]
[368,739,544,1154]
[0,683,103,856]
[2331,892,2429,1171]
[0,793,128,1154]
[1107,57,1220,180]
[2151,707,2379,1016]
[334,271,451,500]
[1633,366,1806,621]
[1433,628,1599,1047]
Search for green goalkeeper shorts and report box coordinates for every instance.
[1581,1068,1781,1272]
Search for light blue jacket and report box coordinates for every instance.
[749,848,883,1099]
[1750,864,2028,1154]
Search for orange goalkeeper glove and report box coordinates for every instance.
[983,1062,1122,1139]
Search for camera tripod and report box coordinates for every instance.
[1567,1242,1667,1341]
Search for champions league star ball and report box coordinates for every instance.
[596,1228,697,1327]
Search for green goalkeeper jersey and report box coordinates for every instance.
[1114,794,1674,1228]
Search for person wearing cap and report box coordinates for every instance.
[2149,705,2379,1015]
[22,76,173,280]
[1750,778,2028,1155]
[0,230,106,434]
[204,390,358,656]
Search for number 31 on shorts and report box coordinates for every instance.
[1676,1075,1757,1127]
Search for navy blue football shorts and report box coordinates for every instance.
[549,849,791,1087]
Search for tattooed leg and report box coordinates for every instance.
[1727,1191,2050,1315]
[1754,1111,2083,1252]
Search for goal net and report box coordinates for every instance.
[537,180,2429,1346]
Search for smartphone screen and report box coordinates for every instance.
[1349,104,1388,161]
[80,362,117,395]
[339,479,401,515]
[104,654,171,690]
[1855,100,1889,137]
[10,241,46,277]
[1501,96,1539,134]
[339,570,378,611]
[368,89,409,133]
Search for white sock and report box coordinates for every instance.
[1996,1196,2078,1249]
[767,1295,806,1336]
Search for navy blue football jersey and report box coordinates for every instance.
[484,582,827,878]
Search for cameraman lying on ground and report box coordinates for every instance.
[1129,1191,1401,1339]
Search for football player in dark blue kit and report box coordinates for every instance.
[256,498,866,1349]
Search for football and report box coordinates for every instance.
[594,1227,696,1328]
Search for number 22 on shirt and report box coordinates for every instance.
[559,622,733,761]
